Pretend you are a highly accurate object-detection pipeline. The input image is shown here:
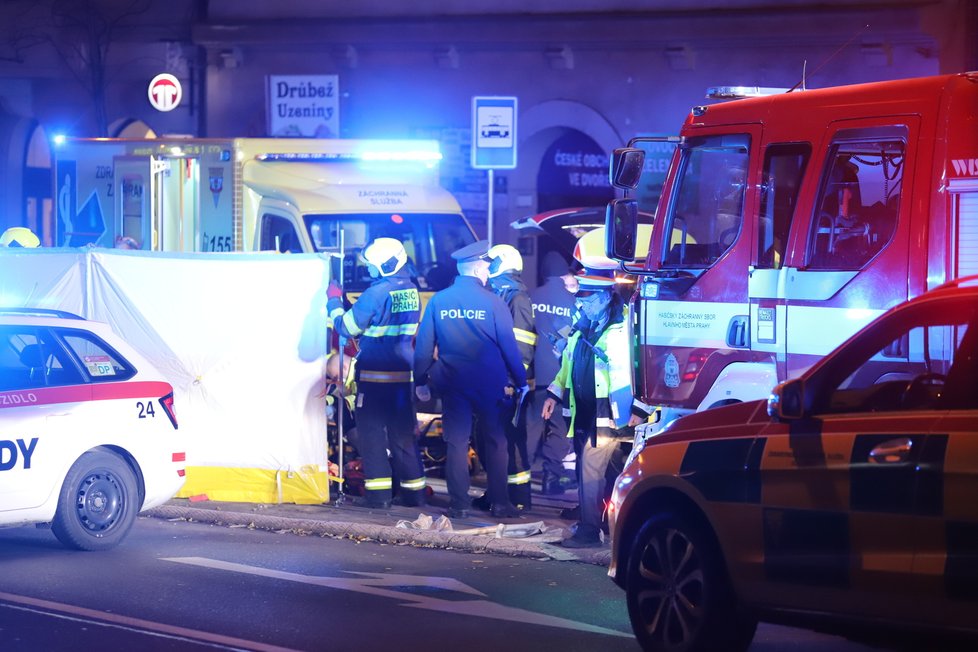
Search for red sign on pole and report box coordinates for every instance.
[148,73,182,112]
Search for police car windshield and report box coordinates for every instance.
[304,213,475,292]
[659,134,750,268]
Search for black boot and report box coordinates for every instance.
[471,492,491,512]
[541,471,564,495]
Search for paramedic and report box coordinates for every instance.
[327,237,426,509]
[414,240,528,519]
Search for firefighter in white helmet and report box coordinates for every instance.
[474,243,537,511]
[0,227,40,248]
[326,237,426,509]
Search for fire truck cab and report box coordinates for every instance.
[606,72,978,429]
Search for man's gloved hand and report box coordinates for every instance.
[415,384,432,402]
[327,281,343,301]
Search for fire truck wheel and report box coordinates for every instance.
[52,449,139,551]
[625,512,756,652]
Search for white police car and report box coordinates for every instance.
[0,309,185,550]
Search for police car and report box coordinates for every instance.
[608,278,978,651]
[0,309,184,551]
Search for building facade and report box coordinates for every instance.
[0,0,972,280]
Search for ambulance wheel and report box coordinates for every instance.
[52,449,139,551]
[625,513,756,652]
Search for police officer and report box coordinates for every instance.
[0,227,40,248]
[482,243,536,511]
[327,237,426,509]
[414,240,528,519]
[527,252,577,495]
[542,270,653,547]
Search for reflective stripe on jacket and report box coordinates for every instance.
[548,305,646,436]
[327,270,420,383]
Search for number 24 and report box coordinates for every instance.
[136,401,156,418]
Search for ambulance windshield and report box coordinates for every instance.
[660,134,750,268]
[305,212,475,291]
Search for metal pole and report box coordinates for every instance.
[487,168,494,246]
[334,229,346,505]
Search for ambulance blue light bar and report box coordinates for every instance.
[256,150,442,163]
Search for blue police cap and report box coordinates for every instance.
[451,239,491,263]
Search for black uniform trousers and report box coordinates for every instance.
[526,388,571,478]
[441,389,508,511]
[504,395,532,507]
[355,382,425,503]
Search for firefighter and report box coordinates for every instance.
[527,252,578,496]
[0,227,40,248]
[414,240,528,519]
[326,237,426,509]
[477,243,537,511]
[542,270,653,547]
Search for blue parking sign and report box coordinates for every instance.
[472,96,517,169]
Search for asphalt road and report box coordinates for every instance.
[0,517,883,652]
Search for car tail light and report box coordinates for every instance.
[160,392,179,429]
[682,351,709,382]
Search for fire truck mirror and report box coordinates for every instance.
[606,199,638,261]
[610,147,645,189]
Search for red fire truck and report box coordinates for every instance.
[606,72,978,430]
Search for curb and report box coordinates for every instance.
[144,504,612,566]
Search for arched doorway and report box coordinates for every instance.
[0,109,52,245]
[536,130,614,212]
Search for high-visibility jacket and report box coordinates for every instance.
[328,269,420,384]
[547,304,652,437]
[489,272,536,387]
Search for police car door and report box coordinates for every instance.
[756,309,945,622]
[909,308,978,631]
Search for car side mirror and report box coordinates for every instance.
[605,199,638,262]
[610,147,645,190]
[767,379,805,421]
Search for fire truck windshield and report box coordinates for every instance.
[304,212,475,292]
[660,134,750,268]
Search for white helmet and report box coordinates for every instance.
[487,244,523,278]
[361,237,407,277]
[0,227,40,248]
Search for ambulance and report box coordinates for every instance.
[606,72,978,429]
[53,137,477,294]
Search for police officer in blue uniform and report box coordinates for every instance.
[327,237,426,509]
[527,252,577,495]
[414,240,528,519]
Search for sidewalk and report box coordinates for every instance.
[145,477,612,567]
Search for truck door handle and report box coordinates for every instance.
[726,315,748,348]
[868,437,913,464]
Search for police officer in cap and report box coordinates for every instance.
[327,237,426,509]
[414,240,528,519]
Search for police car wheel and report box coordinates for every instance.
[625,513,756,652]
[52,449,139,552]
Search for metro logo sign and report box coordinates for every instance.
[148,73,182,112]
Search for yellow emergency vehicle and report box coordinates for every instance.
[609,276,978,651]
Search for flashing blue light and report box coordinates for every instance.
[52,134,67,146]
